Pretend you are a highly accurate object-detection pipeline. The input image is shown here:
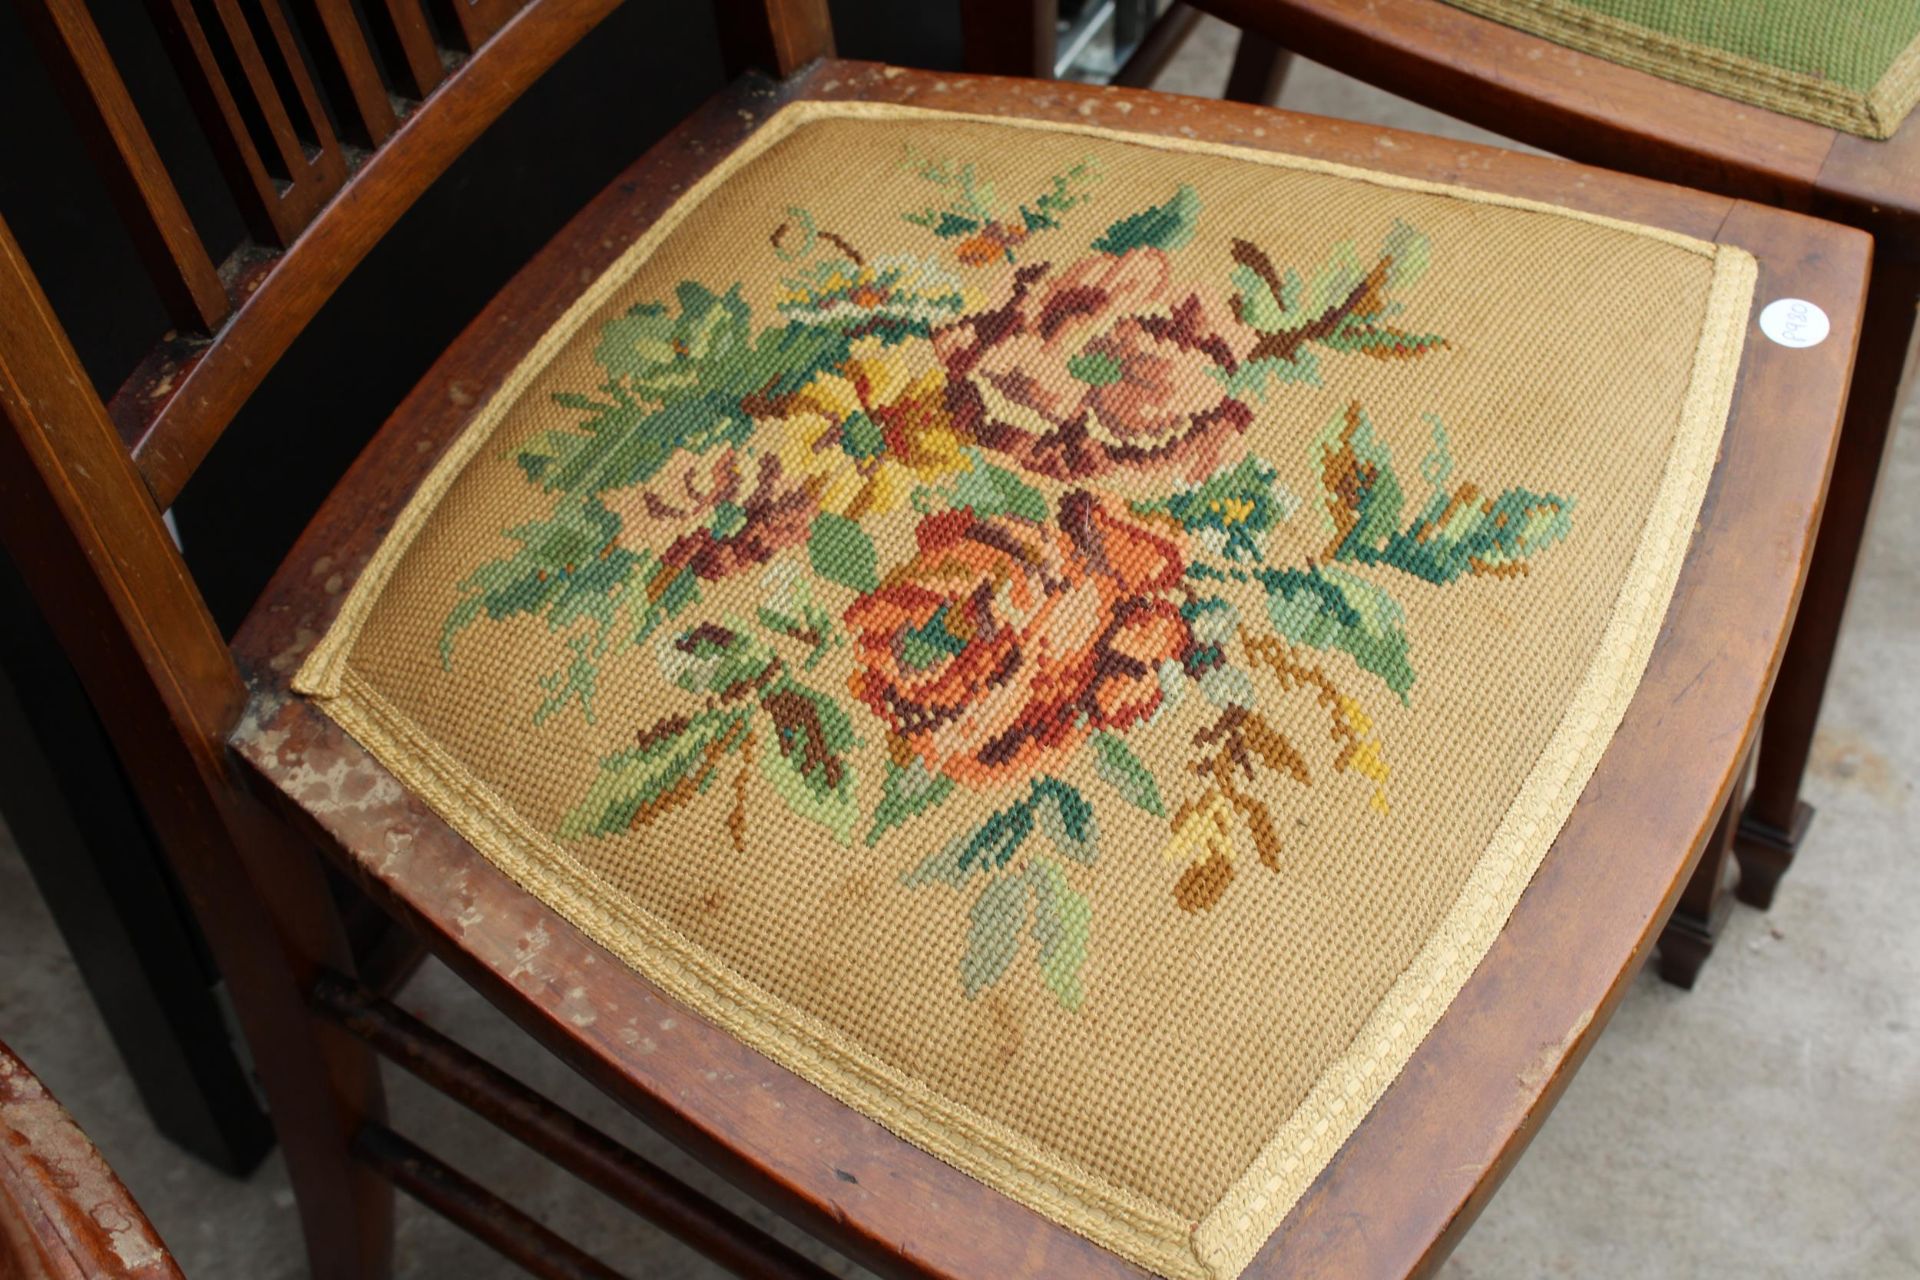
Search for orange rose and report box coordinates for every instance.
[846,492,1191,788]
[934,247,1253,482]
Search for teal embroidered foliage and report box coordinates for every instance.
[562,619,862,844]
[434,145,1587,1003]
[1259,564,1416,701]
[1131,456,1299,561]
[899,150,1101,263]
[1091,184,1199,255]
[904,776,1099,1008]
[1219,222,1449,401]
[1316,405,1574,584]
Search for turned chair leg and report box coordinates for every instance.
[1739,256,1920,908]
[1659,752,1753,988]
[1222,27,1293,105]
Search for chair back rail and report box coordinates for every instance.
[10,0,833,507]
[0,6,828,1273]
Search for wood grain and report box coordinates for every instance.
[229,61,1866,1278]
[0,1040,186,1280]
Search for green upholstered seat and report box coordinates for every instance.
[1445,0,1920,137]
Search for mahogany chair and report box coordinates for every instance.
[0,1,1872,1277]
[1166,0,1920,969]
[0,1040,185,1280]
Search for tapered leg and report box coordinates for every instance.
[1222,28,1293,105]
[1739,257,1920,907]
[1659,755,1752,989]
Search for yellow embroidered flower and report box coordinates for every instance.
[766,337,972,520]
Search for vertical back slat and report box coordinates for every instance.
[144,0,348,246]
[290,0,401,145]
[434,0,522,52]
[361,0,442,99]
[13,0,231,333]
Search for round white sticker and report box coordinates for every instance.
[1758,298,1830,349]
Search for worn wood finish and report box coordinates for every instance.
[0,216,393,1280]
[1193,0,1836,209]
[1738,254,1920,904]
[0,1041,185,1280]
[290,0,401,147]
[10,0,230,334]
[229,62,1864,1278]
[313,976,837,1280]
[1196,0,1920,915]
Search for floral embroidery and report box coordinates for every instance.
[439,152,1576,1010]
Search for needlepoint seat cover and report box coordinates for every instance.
[296,102,1754,1279]
[1441,0,1920,138]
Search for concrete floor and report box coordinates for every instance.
[3,18,1916,1278]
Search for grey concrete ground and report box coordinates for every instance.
[2,18,1916,1278]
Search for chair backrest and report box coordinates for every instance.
[0,0,830,1042]
[0,1039,185,1280]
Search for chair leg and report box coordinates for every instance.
[194,810,395,1280]
[1658,754,1751,989]
[1222,27,1293,105]
[1739,256,1920,908]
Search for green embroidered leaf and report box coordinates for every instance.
[1227,228,1447,386]
[1218,349,1321,401]
[595,282,752,398]
[1261,564,1415,701]
[440,497,638,663]
[868,757,956,846]
[757,675,860,844]
[807,512,879,594]
[1031,777,1099,864]
[1380,219,1432,290]
[1317,324,1449,361]
[1366,422,1575,583]
[1315,403,1405,563]
[558,707,750,838]
[961,874,1029,996]
[1132,456,1299,561]
[1091,184,1199,255]
[655,621,775,698]
[1090,732,1166,818]
[945,450,1049,523]
[1028,858,1091,1010]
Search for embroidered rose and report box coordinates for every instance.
[934,247,1253,483]
[846,492,1191,788]
[604,450,815,582]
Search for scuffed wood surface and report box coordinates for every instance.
[231,61,1868,1278]
[0,1042,184,1280]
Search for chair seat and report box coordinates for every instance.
[267,86,1766,1279]
[1441,0,1920,137]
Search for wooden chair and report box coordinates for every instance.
[0,1,1870,1275]
[0,1039,184,1280]
[1156,0,1920,964]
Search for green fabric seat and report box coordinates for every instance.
[1444,0,1920,137]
